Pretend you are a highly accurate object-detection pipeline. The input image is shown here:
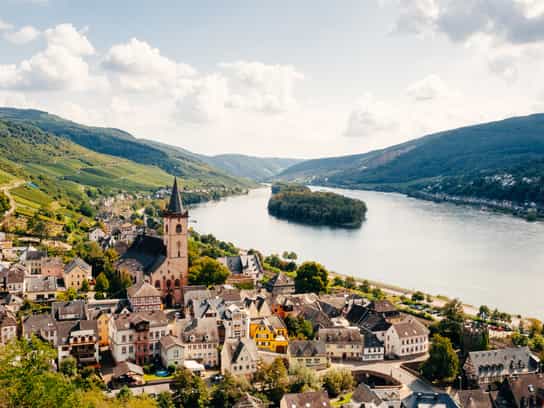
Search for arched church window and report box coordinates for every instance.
[165,225,168,233]
[175,279,180,288]
[155,280,161,289]
[176,224,182,233]
[177,241,181,257]
[166,280,171,288]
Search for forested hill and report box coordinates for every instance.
[200,154,302,181]
[279,114,544,207]
[0,107,253,189]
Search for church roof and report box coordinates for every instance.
[120,235,166,275]
[166,177,185,215]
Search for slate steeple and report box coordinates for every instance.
[166,177,185,215]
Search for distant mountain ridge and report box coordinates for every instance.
[279,114,544,208]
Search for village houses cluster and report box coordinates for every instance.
[1,179,541,408]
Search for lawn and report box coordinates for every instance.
[143,373,174,382]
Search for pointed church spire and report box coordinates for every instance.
[167,177,185,215]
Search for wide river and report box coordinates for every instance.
[189,186,544,318]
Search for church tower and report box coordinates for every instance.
[162,177,189,305]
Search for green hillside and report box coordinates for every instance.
[0,107,254,189]
[279,114,544,207]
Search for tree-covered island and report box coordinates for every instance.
[267,183,367,228]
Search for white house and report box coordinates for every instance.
[385,318,429,358]
[160,335,184,368]
[177,317,220,368]
[221,338,259,376]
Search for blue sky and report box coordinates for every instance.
[1,0,544,157]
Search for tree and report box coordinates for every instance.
[95,272,110,292]
[333,277,344,287]
[412,291,425,302]
[80,279,90,293]
[421,334,459,383]
[284,315,314,340]
[171,368,209,408]
[528,319,543,337]
[295,262,328,294]
[359,280,370,293]
[478,305,491,320]
[188,256,229,286]
[156,392,175,408]
[344,276,356,289]
[321,368,354,398]
[252,358,289,405]
[512,331,529,347]
[210,373,245,407]
[430,318,463,349]
[442,299,464,322]
[60,356,78,377]
[288,362,321,393]
[372,287,384,300]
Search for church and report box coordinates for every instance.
[116,178,189,307]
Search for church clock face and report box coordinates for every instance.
[176,224,182,233]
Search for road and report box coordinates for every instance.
[0,179,24,224]
[332,356,436,398]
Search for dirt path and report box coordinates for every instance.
[1,179,25,224]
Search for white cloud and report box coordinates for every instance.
[103,38,196,92]
[393,0,544,44]
[0,23,101,91]
[220,61,303,113]
[4,25,40,44]
[174,74,229,124]
[405,74,453,101]
[344,93,397,138]
[0,19,13,31]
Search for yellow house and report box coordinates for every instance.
[64,258,93,290]
[96,312,110,347]
[250,316,289,353]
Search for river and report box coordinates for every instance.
[189,186,544,318]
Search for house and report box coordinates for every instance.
[20,249,47,275]
[348,383,401,408]
[109,310,169,365]
[0,292,23,313]
[160,335,184,368]
[177,317,220,367]
[402,392,460,408]
[24,276,62,302]
[280,391,332,408]
[369,300,401,320]
[41,257,64,278]
[220,303,250,340]
[56,320,100,366]
[0,264,25,294]
[266,273,295,295]
[95,311,110,347]
[116,178,189,307]
[463,347,540,386]
[244,295,272,319]
[0,309,17,344]
[316,327,363,360]
[362,328,385,361]
[495,373,544,408]
[451,389,493,408]
[271,293,319,318]
[386,318,429,358]
[112,361,144,386]
[127,281,162,312]
[221,338,259,376]
[218,254,264,283]
[288,340,329,370]
[22,313,57,344]
[318,295,348,318]
[250,316,289,353]
[64,258,93,290]
[52,300,87,321]
[89,227,106,242]
[234,393,265,408]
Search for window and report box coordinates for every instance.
[155,280,161,289]
[175,279,180,288]
[176,224,182,233]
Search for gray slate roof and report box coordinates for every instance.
[288,340,326,357]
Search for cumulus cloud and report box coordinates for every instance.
[343,93,397,138]
[393,0,544,44]
[0,23,100,91]
[174,74,229,124]
[103,38,196,92]
[4,25,40,44]
[219,61,303,113]
[405,74,453,101]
